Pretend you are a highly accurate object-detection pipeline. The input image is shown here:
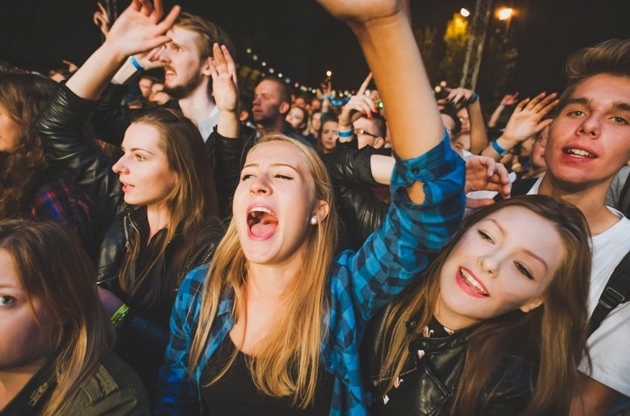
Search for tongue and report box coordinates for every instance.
[250,214,278,239]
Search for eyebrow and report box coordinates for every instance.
[566,97,630,112]
[486,218,549,273]
[121,146,154,154]
[242,162,300,173]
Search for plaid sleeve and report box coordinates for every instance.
[154,266,207,415]
[343,134,465,321]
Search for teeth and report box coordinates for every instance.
[460,268,489,296]
[566,148,594,158]
[248,206,274,215]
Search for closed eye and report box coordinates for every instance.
[275,175,293,180]
[477,229,494,243]
[514,262,534,280]
[241,174,254,181]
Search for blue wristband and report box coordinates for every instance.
[129,56,144,72]
[338,129,353,138]
[491,139,507,155]
[469,92,479,104]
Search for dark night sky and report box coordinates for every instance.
[1,0,629,104]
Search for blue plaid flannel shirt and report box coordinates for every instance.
[154,135,465,415]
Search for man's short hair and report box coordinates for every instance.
[174,12,236,62]
[557,38,630,112]
[258,76,293,106]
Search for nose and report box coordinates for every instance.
[577,114,600,138]
[159,47,171,63]
[252,96,261,107]
[477,255,499,278]
[112,155,129,175]
[249,174,271,195]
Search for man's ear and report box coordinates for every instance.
[201,57,213,77]
[374,136,385,149]
[279,101,290,116]
[519,297,543,313]
[539,125,550,148]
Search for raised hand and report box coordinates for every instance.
[440,87,478,107]
[93,2,110,38]
[338,73,377,128]
[210,43,239,114]
[104,0,180,58]
[501,92,519,106]
[502,92,558,146]
[465,155,511,208]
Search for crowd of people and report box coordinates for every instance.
[1,0,629,415]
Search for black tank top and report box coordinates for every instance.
[201,335,334,415]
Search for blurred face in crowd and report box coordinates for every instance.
[319,120,339,154]
[138,77,154,100]
[159,25,209,99]
[0,106,20,153]
[310,112,322,134]
[353,116,384,149]
[253,80,289,128]
[286,107,307,131]
[457,107,470,132]
[112,123,178,216]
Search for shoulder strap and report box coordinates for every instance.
[588,250,630,336]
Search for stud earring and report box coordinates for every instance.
[310,216,318,225]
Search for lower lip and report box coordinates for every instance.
[456,270,487,299]
[121,184,132,193]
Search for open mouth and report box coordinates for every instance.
[460,268,489,297]
[247,206,278,239]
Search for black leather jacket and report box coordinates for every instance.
[322,145,390,251]
[361,304,533,416]
[34,84,232,395]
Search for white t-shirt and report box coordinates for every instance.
[197,106,220,142]
[529,177,630,395]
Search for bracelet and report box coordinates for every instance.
[491,139,507,156]
[321,94,327,100]
[338,129,353,138]
[110,304,130,328]
[129,56,144,72]
[468,92,479,104]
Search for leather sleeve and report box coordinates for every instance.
[208,124,256,219]
[35,84,123,224]
[90,83,132,146]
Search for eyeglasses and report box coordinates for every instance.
[354,128,379,139]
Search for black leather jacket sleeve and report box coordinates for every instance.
[323,146,389,250]
[208,124,256,219]
[90,83,133,146]
[35,84,123,225]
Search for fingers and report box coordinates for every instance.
[156,4,180,33]
[153,0,164,20]
[466,197,496,209]
[358,72,373,95]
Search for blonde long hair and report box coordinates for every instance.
[0,219,115,416]
[377,196,591,416]
[189,134,338,408]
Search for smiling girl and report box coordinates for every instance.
[363,195,591,415]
